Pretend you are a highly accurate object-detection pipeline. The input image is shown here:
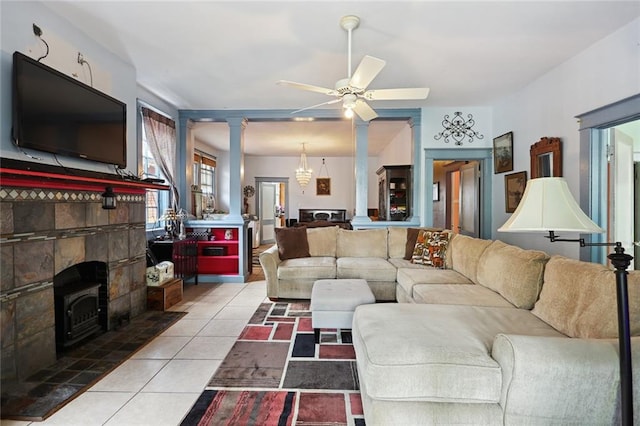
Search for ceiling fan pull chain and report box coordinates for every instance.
[347,27,352,78]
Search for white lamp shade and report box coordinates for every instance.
[498,177,604,234]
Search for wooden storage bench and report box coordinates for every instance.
[147,278,183,311]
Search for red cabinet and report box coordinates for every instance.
[197,228,239,275]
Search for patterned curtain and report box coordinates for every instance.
[141,107,179,209]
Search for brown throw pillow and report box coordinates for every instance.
[404,228,422,260]
[274,227,310,260]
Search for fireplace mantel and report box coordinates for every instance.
[0,158,169,194]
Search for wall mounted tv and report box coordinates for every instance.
[12,51,127,168]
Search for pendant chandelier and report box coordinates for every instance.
[295,143,313,188]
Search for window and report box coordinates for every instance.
[194,151,217,206]
[142,124,169,229]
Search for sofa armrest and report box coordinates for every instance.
[259,244,281,299]
[492,333,638,424]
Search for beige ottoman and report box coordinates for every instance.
[311,278,375,343]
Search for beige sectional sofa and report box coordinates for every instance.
[259,226,640,424]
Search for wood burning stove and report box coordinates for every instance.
[53,261,108,352]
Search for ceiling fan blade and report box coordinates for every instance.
[291,98,342,114]
[349,55,386,90]
[353,99,378,121]
[364,87,430,101]
[277,80,337,96]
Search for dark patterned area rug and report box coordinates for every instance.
[1,310,186,421]
[181,301,366,426]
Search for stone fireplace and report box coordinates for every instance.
[0,160,161,382]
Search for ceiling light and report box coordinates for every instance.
[295,143,312,189]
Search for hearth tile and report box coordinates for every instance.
[54,237,85,274]
[84,349,111,360]
[0,202,13,234]
[21,384,83,418]
[67,359,96,371]
[68,370,103,386]
[47,370,78,384]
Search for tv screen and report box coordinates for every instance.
[12,51,127,168]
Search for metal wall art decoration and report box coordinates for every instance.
[434,111,484,145]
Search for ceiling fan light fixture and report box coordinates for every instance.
[344,107,354,119]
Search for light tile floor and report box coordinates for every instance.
[1,280,268,426]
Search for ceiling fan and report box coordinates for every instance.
[277,15,430,121]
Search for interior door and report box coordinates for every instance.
[458,162,480,237]
[259,182,277,244]
[610,130,635,266]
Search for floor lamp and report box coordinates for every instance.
[498,177,634,425]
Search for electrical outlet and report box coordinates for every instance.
[77,52,84,64]
[32,23,42,37]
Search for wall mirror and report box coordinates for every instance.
[530,137,562,178]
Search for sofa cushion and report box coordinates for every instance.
[274,226,310,260]
[412,284,514,307]
[476,240,549,309]
[387,226,408,259]
[336,228,388,258]
[532,256,640,338]
[307,226,338,257]
[277,256,336,280]
[448,234,492,283]
[352,304,562,403]
[337,257,397,282]
[396,267,472,299]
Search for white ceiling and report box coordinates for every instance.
[43,1,640,156]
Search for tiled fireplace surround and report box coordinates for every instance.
[0,166,152,383]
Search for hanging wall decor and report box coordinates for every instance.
[316,158,331,195]
[434,111,484,145]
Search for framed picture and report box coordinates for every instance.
[316,178,331,196]
[433,182,440,201]
[504,171,527,213]
[493,131,514,174]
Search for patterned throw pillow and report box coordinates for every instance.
[411,229,430,264]
[422,231,451,268]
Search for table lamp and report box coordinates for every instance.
[498,177,634,425]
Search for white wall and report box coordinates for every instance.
[0,1,139,175]
[244,155,359,220]
[491,17,640,258]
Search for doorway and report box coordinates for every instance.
[435,161,481,237]
[427,149,491,238]
[255,177,289,245]
[595,120,639,269]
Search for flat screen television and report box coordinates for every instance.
[12,51,127,168]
